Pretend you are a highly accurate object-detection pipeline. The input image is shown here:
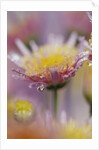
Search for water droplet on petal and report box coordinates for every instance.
[40,75,44,79]
[37,84,45,92]
[16,69,20,72]
[63,75,68,80]
[11,74,19,79]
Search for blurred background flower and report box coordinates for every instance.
[7,11,92,139]
[7,97,92,139]
[83,64,92,115]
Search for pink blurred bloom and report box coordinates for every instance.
[8,32,91,91]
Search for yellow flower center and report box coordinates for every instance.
[21,44,78,77]
[14,100,34,122]
[62,121,92,139]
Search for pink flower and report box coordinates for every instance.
[8,32,91,91]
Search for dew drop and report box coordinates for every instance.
[40,75,44,79]
[63,75,68,80]
[37,84,45,92]
[11,74,19,79]
[16,69,20,72]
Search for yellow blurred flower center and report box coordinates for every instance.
[62,121,92,139]
[15,100,34,121]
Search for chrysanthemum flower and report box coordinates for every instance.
[7,97,92,139]
[83,65,92,100]
[7,97,35,122]
[14,100,35,122]
[8,33,91,118]
[61,120,92,139]
[81,12,92,111]
[78,12,92,63]
[83,64,92,115]
[8,32,90,91]
[8,101,92,139]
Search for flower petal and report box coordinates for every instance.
[29,40,39,52]
[8,51,21,66]
[15,38,31,55]
[50,68,59,84]
[67,32,78,47]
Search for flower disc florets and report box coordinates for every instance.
[14,100,34,122]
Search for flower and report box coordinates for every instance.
[83,64,92,115]
[8,100,92,139]
[77,12,92,62]
[83,64,92,98]
[7,97,35,122]
[61,120,92,139]
[8,109,92,139]
[14,100,35,122]
[80,14,92,112]
[8,32,91,91]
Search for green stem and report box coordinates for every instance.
[53,88,58,118]
[90,104,92,116]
